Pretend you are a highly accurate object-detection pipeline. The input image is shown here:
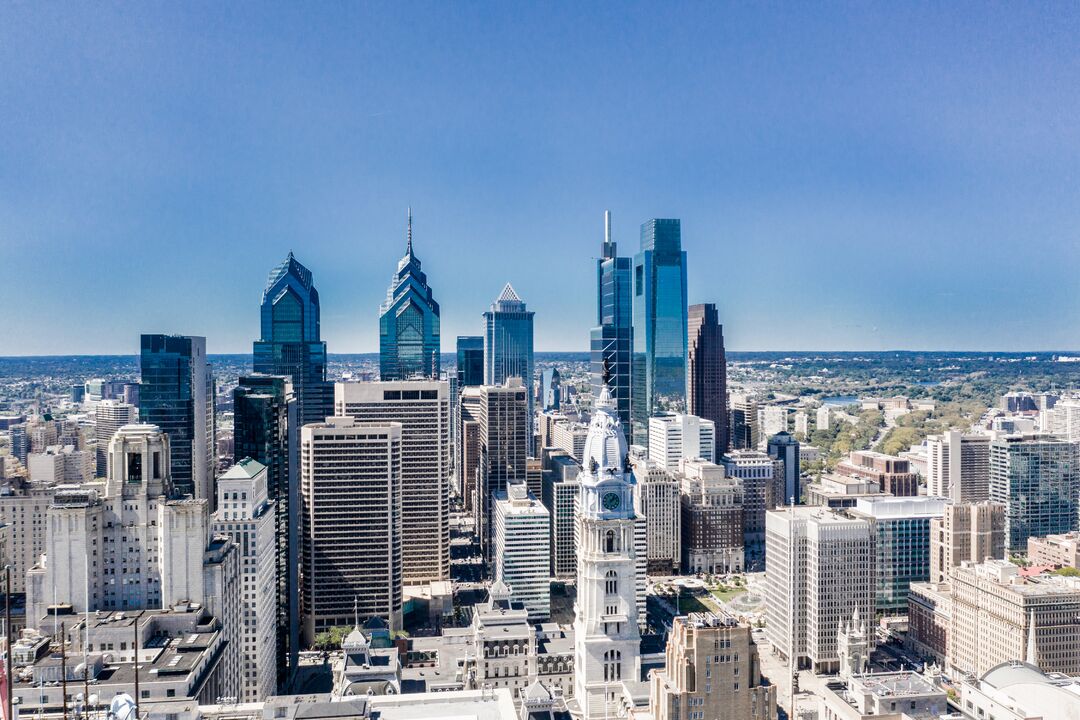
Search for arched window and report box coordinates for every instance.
[603,650,622,682]
[605,570,618,595]
[605,530,617,553]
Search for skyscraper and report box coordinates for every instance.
[139,334,214,502]
[253,252,333,427]
[989,433,1080,550]
[95,399,137,478]
[687,303,728,454]
[590,211,633,432]
[379,209,441,380]
[233,374,298,691]
[484,284,535,446]
[540,367,561,411]
[493,480,551,621]
[632,219,688,445]
[767,431,801,505]
[456,335,485,387]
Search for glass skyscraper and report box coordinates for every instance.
[631,218,688,445]
[484,283,535,446]
[590,211,633,431]
[234,374,298,691]
[688,303,728,454]
[456,335,485,387]
[139,334,214,502]
[379,210,441,380]
[254,252,333,426]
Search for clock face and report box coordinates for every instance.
[602,491,621,511]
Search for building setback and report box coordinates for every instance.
[379,210,441,381]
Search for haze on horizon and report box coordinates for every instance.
[2,3,1079,357]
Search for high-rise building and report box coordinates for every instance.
[816,406,831,432]
[573,385,641,719]
[764,507,875,674]
[687,303,729,456]
[139,334,214,502]
[648,413,716,471]
[379,210,441,381]
[540,367,561,411]
[836,450,919,497]
[631,219,688,445]
[299,417,403,642]
[723,450,784,559]
[630,457,681,575]
[233,373,298,691]
[849,496,947,615]
[761,406,788,438]
[767,431,800,505]
[650,612,777,720]
[679,459,745,575]
[591,210,634,432]
[0,478,54,593]
[541,448,581,580]
[493,481,551,621]
[210,458,277,701]
[9,423,28,465]
[926,431,991,502]
[484,284,535,449]
[989,433,1080,550]
[729,395,759,451]
[253,252,333,427]
[94,399,137,478]
[335,381,450,584]
[462,380,530,560]
[949,560,1080,677]
[456,336,485,388]
[929,502,1006,584]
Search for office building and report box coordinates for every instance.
[456,336,485,388]
[94,399,137,477]
[590,211,634,432]
[723,450,783,556]
[816,406,831,432]
[299,417,403,642]
[649,413,716,471]
[730,395,759,450]
[540,448,580,580]
[484,284,535,449]
[140,334,215,503]
[764,507,875,673]
[949,559,1080,676]
[1048,397,1080,442]
[767,431,800,505]
[9,423,28,465]
[550,419,589,464]
[650,612,776,720]
[989,433,1080,550]
[687,303,729,456]
[458,389,483,511]
[849,496,947,614]
[630,457,681,575]
[493,481,551,620]
[573,384,642,719]
[679,459,745,575]
[379,210,441,381]
[0,478,55,593]
[906,581,952,664]
[1028,531,1080,568]
[631,218,688,445]
[27,445,93,484]
[793,411,808,437]
[926,431,991,502]
[233,373,298,688]
[761,406,788,438]
[929,502,1006,584]
[253,252,333,426]
[540,367,561,411]
[336,381,450,584]
[836,449,919,497]
[211,458,277,701]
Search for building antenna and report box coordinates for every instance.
[406,207,413,255]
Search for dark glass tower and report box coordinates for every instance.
[139,334,214,502]
[631,219,688,445]
[379,209,441,380]
[234,374,298,691]
[253,253,333,426]
[484,284,535,448]
[767,431,801,505]
[590,211,633,432]
[688,303,728,454]
[456,336,485,387]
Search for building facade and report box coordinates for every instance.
[456,336,485,388]
[631,457,681,575]
[989,433,1080,550]
[836,450,919,498]
[679,460,745,575]
[493,481,551,620]
[649,413,716,471]
[591,211,634,432]
[929,502,1006,584]
[926,431,991,502]
[484,284,535,448]
[767,432,800,505]
[1028,531,1080,568]
[687,303,728,457]
[379,211,441,381]
[94,399,137,478]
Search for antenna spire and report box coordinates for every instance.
[406,207,413,255]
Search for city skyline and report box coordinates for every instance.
[3,4,1080,355]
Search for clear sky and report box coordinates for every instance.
[2,3,1079,355]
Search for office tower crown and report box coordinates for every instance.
[261,251,321,343]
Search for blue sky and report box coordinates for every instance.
[2,2,1079,355]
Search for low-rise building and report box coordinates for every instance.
[1027,531,1080,569]
[955,661,1080,720]
[806,474,888,509]
[905,582,951,665]
[836,450,920,498]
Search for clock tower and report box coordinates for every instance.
[573,383,640,719]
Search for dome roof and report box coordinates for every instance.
[582,385,628,481]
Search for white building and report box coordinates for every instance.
[0,478,54,593]
[1048,396,1080,441]
[300,417,403,642]
[551,420,589,464]
[761,405,788,437]
[926,430,991,502]
[648,413,715,471]
[211,458,278,701]
[27,444,93,484]
[335,381,450,584]
[630,456,681,575]
[764,506,875,674]
[816,405,831,432]
[94,399,137,477]
[493,481,551,621]
[793,411,809,437]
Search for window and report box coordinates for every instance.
[603,650,622,682]
[605,530,617,553]
[605,570,618,595]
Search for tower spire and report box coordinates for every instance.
[406,207,413,256]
